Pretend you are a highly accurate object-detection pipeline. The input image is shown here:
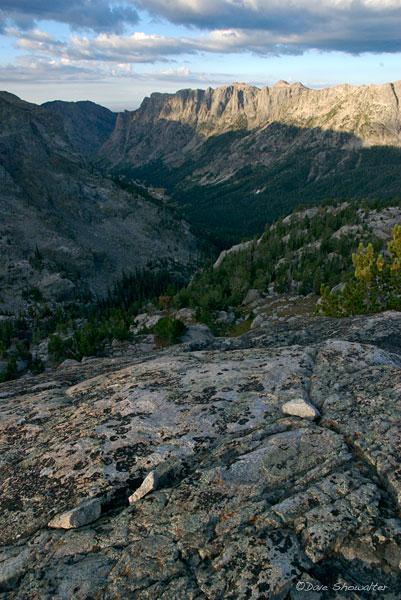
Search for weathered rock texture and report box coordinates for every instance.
[48,498,102,530]
[102,81,401,168]
[1,311,401,598]
[0,92,201,313]
[128,471,159,505]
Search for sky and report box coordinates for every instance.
[0,1,400,111]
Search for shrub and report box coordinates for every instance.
[154,317,187,345]
[22,286,43,302]
[72,322,104,359]
[31,356,45,375]
[0,357,18,383]
[48,334,71,362]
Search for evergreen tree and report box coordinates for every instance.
[318,225,401,316]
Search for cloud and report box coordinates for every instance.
[134,0,401,54]
[0,1,139,34]
[9,30,194,63]
[0,52,234,89]
[69,32,195,62]
[9,20,400,70]
[1,1,400,54]
[1,0,400,94]
[0,56,102,82]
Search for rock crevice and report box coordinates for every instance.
[1,312,401,598]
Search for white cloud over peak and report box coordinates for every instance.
[1,0,399,100]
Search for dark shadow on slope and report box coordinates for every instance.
[42,100,117,157]
[112,122,401,243]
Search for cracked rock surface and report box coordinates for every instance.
[1,311,401,599]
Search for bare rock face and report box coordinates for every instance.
[214,240,254,269]
[100,80,401,170]
[1,311,401,598]
[37,273,75,301]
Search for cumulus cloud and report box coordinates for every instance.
[69,32,195,62]
[134,0,401,53]
[8,18,399,69]
[1,0,400,54]
[9,29,195,63]
[0,56,102,82]
[0,51,233,89]
[0,0,139,34]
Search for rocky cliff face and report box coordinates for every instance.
[0,92,201,313]
[1,311,401,598]
[98,80,401,238]
[100,80,401,167]
[42,100,117,156]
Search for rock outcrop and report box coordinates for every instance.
[1,311,401,598]
[48,498,102,530]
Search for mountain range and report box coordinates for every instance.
[0,91,201,314]
[1,79,400,312]
[42,100,117,156]
[1,82,401,598]
[94,79,401,240]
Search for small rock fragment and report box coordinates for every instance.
[48,498,101,529]
[129,471,158,504]
[57,359,79,370]
[282,398,320,420]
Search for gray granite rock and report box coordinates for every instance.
[37,273,75,301]
[1,311,401,598]
[282,398,321,419]
[180,323,214,345]
[48,498,101,529]
[57,358,80,370]
[243,289,260,305]
[128,470,158,504]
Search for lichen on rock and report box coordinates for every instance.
[1,311,401,598]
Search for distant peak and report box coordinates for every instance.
[273,80,290,87]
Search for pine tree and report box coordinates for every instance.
[318,225,401,316]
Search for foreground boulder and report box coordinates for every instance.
[0,312,401,598]
[281,398,320,420]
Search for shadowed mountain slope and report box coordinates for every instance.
[42,99,117,156]
[0,92,201,313]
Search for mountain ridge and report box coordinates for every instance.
[0,91,202,314]
[100,78,401,169]
[42,99,117,156]
[95,79,401,241]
